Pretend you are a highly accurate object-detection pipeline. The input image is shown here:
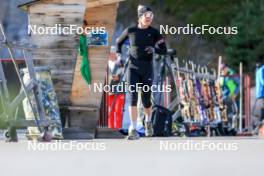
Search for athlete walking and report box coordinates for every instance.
[116,5,167,139]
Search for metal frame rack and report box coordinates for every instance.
[0,23,51,142]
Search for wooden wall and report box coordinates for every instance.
[70,3,119,107]
[28,0,86,105]
[27,0,122,107]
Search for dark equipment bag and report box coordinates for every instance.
[151,104,173,136]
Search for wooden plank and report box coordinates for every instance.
[44,0,86,4]
[85,5,117,20]
[70,97,101,106]
[51,74,74,87]
[34,59,76,70]
[70,91,103,98]
[31,35,78,48]
[52,79,73,87]
[68,109,99,134]
[52,77,73,90]
[86,0,124,8]
[89,59,109,63]
[32,50,76,60]
[30,12,84,18]
[29,14,83,25]
[75,70,107,78]
[30,3,85,14]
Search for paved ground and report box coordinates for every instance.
[0,133,264,176]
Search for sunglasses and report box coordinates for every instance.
[143,12,154,19]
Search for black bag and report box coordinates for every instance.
[151,104,173,136]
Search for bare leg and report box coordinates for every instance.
[144,106,154,137]
[144,106,152,122]
[127,105,140,140]
[129,106,138,129]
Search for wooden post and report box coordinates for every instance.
[218,56,222,79]
[244,75,251,130]
[239,62,243,133]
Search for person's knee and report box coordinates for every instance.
[144,106,152,116]
[142,98,152,108]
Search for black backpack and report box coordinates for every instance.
[151,104,173,136]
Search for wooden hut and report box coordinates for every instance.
[18,0,124,138]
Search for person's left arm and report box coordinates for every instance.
[154,29,167,55]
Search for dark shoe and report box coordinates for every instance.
[126,129,140,140]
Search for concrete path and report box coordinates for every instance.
[0,136,263,176]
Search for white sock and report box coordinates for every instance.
[129,121,137,131]
[145,115,151,123]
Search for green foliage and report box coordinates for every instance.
[163,0,240,40]
[162,0,264,74]
[225,0,264,73]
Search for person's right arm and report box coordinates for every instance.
[112,28,129,78]
[116,28,129,54]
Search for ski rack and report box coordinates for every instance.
[0,23,51,142]
[161,54,229,136]
[174,58,217,81]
